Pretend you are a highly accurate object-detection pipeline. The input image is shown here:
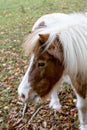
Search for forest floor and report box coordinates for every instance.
[0,0,87,129]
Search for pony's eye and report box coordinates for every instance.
[38,62,45,67]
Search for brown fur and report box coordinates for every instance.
[73,75,87,98]
[47,37,64,63]
[28,35,64,97]
[29,52,64,97]
[39,34,49,43]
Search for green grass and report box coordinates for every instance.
[0,0,87,129]
[0,0,87,27]
[0,0,87,51]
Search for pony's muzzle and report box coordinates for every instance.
[18,93,28,102]
[18,93,26,102]
[18,87,40,103]
[28,90,40,103]
[18,86,29,102]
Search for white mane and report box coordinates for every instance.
[26,13,87,82]
[46,13,87,82]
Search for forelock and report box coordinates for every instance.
[22,29,43,56]
[22,28,58,57]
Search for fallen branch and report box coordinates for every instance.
[17,101,27,118]
[19,106,42,130]
[22,103,27,118]
[28,106,42,124]
[13,117,23,127]
[17,101,24,105]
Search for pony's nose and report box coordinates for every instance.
[21,93,25,99]
[18,93,26,102]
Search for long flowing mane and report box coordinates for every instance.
[23,13,87,83]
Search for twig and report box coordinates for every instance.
[13,111,20,118]
[17,101,24,105]
[22,103,27,118]
[19,125,25,130]
[28,106,42,124]
[17,101,27,118]
[13,117,23,127]
[19,106,42,130]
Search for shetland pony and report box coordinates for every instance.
[18,13,87,130]
[19,13,71,111]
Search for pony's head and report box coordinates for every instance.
[18,31,64,102]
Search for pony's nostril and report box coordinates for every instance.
[21,93,25,99]
[32,94,38,100]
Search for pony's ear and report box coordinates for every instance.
[47,36,64,63]
[39,34,49,43]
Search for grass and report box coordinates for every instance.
[0,0,87,129]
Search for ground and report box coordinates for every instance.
[0,0,87,130]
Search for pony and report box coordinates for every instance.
[18,13,87,130]
[18,13,72,111]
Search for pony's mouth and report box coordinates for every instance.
[28,88,41,103]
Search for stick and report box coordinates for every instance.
[17,102,27,118]
[13,117,23,127]
[28,106,42,124]
[17,101,24,105]
[22,103,27,118]
[19,106,42,130]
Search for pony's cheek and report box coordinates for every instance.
[31,79,51,97]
